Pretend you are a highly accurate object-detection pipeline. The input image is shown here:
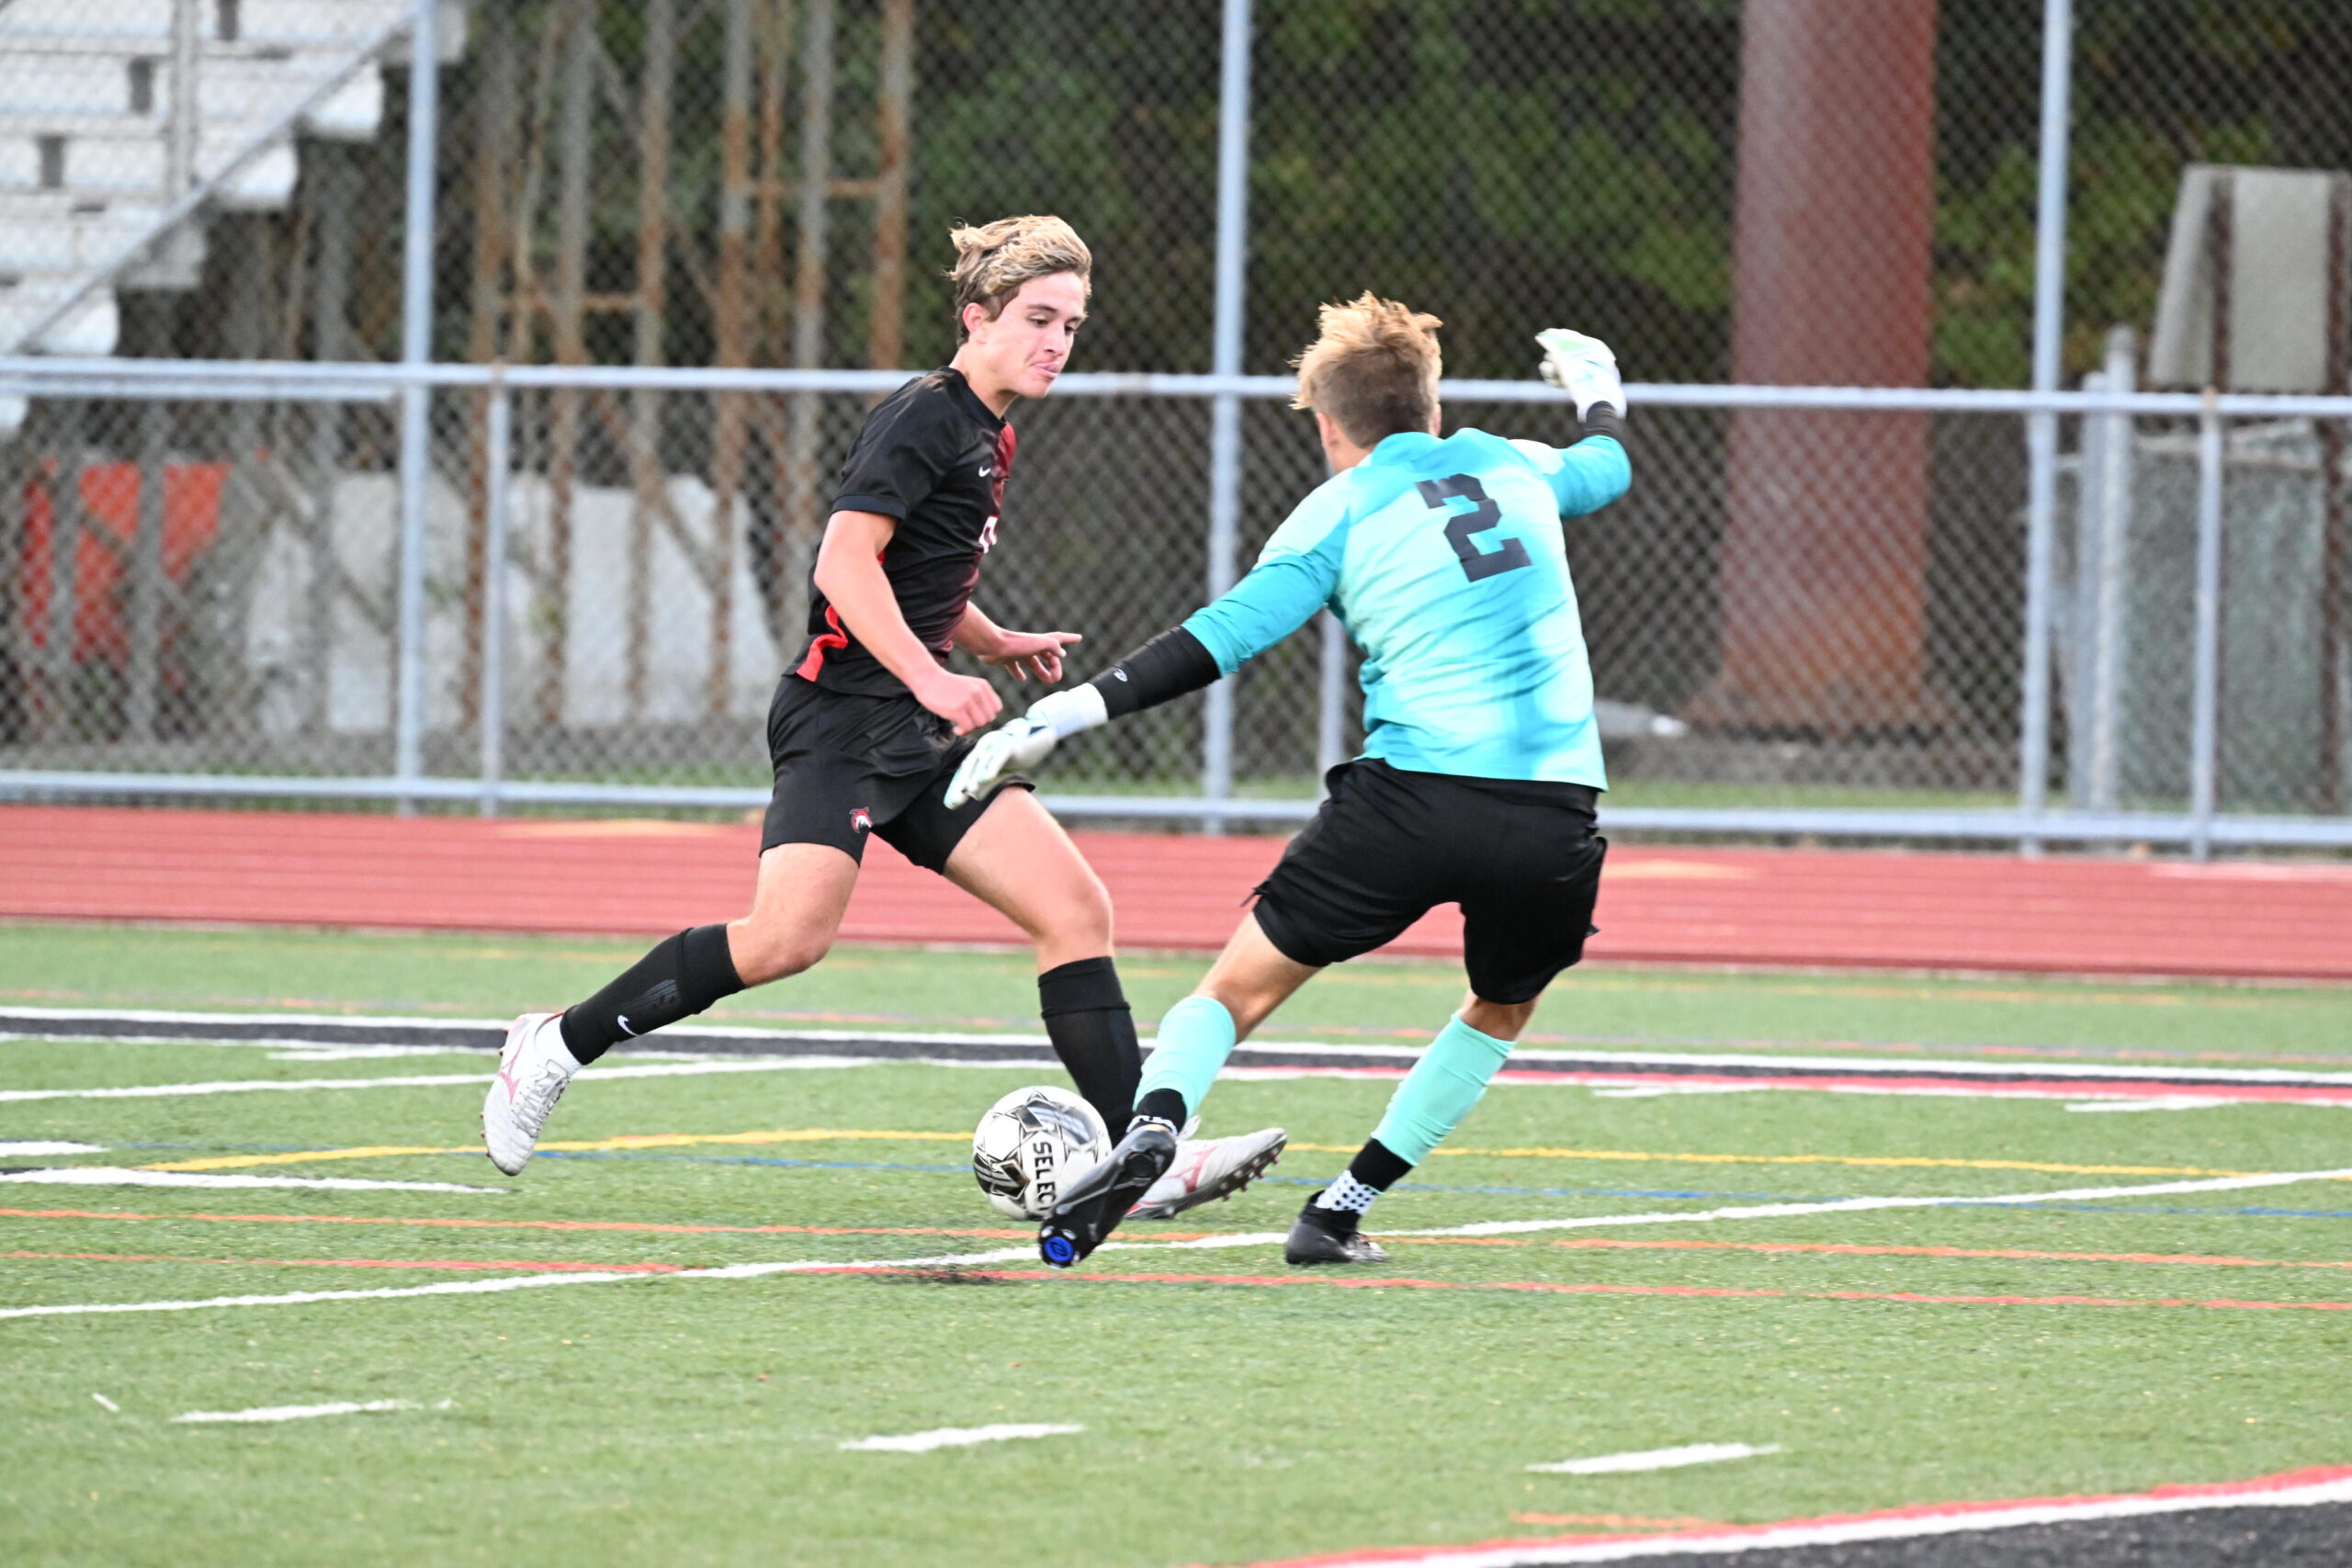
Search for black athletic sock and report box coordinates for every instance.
[1133,1087,1188,1132]
[1308,1138,1414,1230]
[560,923,745,1065]
[1037,957,1143,1141]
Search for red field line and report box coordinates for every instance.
[16,1248,2352,1310]
[0,1208,1167,1242]
[14,1212,2352,1274]
[1218,1464,2352,1568]
[2,1249,682,1274]
[839,1266,2352,1314]
[1440,1236,2352,1269]
[8,804,2352,978]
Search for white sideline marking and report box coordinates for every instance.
[1527,1442,1777,1475]
[0,1168,503,1194]
[0,1058,864,1103]
[840,1422,1083,1453]
[0,1141,105,1156]
[17,1007,2352,1089]
[1297,1473,2352,1566]
[172,1399,415,1425]
[12,1165,2352,1324]
[2064,1096,2234,1113]
[91,1393,119,1413]
[1383,1166,2352,1240]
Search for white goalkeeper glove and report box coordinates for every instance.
[1536,328,1626,421]
[942,684,1109,809]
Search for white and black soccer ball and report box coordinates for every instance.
[971,1085,1109,1220]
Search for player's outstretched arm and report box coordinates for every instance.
[950,602,1081,682]
[944,499,1344,807]
[942,626,1219,807]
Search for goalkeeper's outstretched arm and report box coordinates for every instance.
[942,552,1331,807]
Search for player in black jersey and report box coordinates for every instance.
[484,217,1285,1213]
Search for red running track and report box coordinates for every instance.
[4,805,2351,980]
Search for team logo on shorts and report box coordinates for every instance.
[850,807,873,833]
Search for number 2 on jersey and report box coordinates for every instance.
[1418,475,1531,582]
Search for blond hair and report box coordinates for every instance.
[946,216,1092,341]
[1290,293,1443,446]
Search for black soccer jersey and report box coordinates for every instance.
[794,367,1016,697]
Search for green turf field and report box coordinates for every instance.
[6,921,2352,1567]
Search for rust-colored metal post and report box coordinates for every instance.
[1693,0,1944,734]
[867,0,912,373]
[44,402,85,740]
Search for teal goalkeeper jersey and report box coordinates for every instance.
[1181,426,1630,787]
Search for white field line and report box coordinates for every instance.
[172,1399,414,1425]
[1375,1166,2352,1241]
[0,1141,105,1156]
[840,1423,1082,1453]
[0,1168,503,1193]
[91,1393,119,1413]
[10,1166,2352,1324]
[1302,1473,2352,1567]
[2064,1096,2235,1113]
[0,1058,890,1103]
[13,1008,2352,1089]
[1527,1442,1778,1475]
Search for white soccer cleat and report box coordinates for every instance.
[1128,1126,1287,1219]
[481,1011,581,1176]
[944,716,1059,809]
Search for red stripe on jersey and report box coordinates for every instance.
[794,604,851,680]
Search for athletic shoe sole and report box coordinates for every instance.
[1127,1131,1287,1220]
[1038,1125,1177,1269]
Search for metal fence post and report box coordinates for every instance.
[2017,0,2075,856]
[2188,400,2226,861]
[1202,0,1253,831]
[479,378,512,817]
[392,0,442,812]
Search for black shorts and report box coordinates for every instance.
[761,675,1027,872]
[1251,759,1607,1006]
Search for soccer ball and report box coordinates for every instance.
[971,1085,1109,1220]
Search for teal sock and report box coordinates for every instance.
[1135,996,1238,1124]
[1369,1015,1514,1164]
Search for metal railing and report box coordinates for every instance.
[2,355,2347,854]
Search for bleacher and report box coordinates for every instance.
[0,0,460,362]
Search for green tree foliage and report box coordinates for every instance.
[419,0,2352,389]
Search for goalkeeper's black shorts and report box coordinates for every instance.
[760,674,1028,871]
[1250,758,1606,1006]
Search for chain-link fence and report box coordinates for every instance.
[3,2,2352,851]
[3,363,2347,852]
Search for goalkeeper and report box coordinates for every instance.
[943,295,1632,1268]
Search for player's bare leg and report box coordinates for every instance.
[949,791,1287,1225]
[483,845,858,1176]
[1039,912,1309,1266]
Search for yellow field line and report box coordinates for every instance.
[140,1130,2266,1181]
[141,1128,968,1172]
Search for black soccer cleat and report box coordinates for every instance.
[1284,1198,1391,1267]
[1037,1117,1180,1269]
